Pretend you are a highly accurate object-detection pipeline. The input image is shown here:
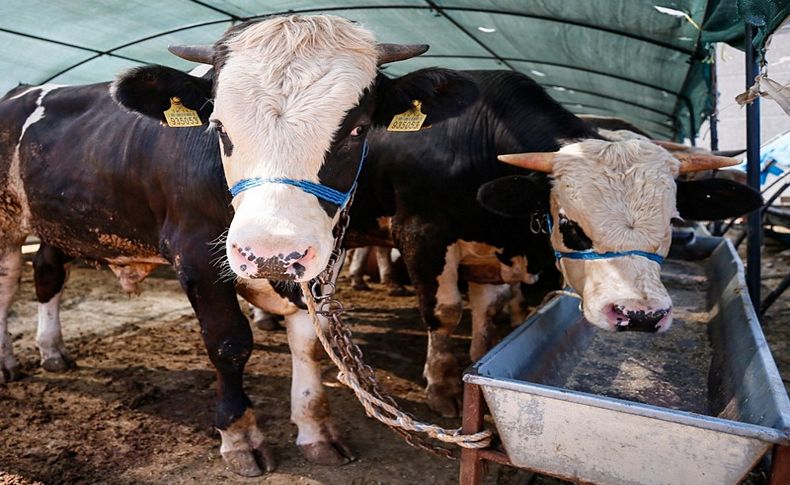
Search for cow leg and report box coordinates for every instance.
[348,247,371,291]
[285,310,354,465]
[508,283,528,327]
[33,244,74,372]
[468,282,511,362]
[377,247,410,296]
[398,220,463,417]
[424,242,464,417]
[174,248,273,476]
[0,246,22,383]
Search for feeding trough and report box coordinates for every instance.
[462,236,790,484]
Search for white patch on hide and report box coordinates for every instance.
[10,84,62,234]
[36,290,69,363]
[468,282,510,362]
[8,83,64,101]
[18,85,61,142]
[285,310,335,445]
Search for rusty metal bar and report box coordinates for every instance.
[770,445,790,484]
[459,382,485,485]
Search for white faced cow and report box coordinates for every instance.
[0,15,477,476]
[481,134,754,332]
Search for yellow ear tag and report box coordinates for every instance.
[387,100,427,132]
[163,97,203,127]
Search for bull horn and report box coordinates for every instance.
[497,152,557,173]
[651,139,691,152]
[168,44,215,64]
[376,43,429,65]
[675,152,741,174]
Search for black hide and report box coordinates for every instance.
[676,178,763,221]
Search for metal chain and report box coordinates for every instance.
[300,190,493,459]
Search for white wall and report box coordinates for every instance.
[696,25,790,150]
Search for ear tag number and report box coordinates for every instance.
[387,100,427,132]
[163,97,202,127]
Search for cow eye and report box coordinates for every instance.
[558,213,593,251]
[350,125,365,137]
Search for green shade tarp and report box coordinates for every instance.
[1,1,788,140]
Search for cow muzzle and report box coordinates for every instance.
[225,188,334,281]
[574,259,673,333]
[606,302,673,333]
[227,241,317,280]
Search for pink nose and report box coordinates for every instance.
[605,303,672,333]
[227,242,315,280]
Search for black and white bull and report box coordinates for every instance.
[0,15,478,476]
[340,70,762,416]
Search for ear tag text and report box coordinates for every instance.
[163,97,202,127]
[387,100,427,132]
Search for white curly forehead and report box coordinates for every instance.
[213,15,379,179]
[551,139,680,251]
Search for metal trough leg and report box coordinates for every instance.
[770,445,790,484]
[761,273,790,315]
[460,382,485,485]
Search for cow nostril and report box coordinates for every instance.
[610,304,629,330]
[622,308,670,333]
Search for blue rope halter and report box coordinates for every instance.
[546,212,664,265]
[228,140,369,209]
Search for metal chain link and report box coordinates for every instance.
[300,189,493,459]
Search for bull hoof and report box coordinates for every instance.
[219,409,274,476]
[299,439,356,466]
[222,444,275,477]
[426,385,461,418]
[41,355,75,373]
[351,281,371,291]
[1,363,20,383]
[387,286,413,297]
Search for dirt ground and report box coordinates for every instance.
[0,234,788,485]
[0,259,523,485]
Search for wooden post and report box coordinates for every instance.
[770,445,790,484]
[459,382,485,485]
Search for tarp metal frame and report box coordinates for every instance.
[5,1,787,141]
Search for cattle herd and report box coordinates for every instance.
[0,15,762,477]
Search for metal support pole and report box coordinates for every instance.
[710,53,720,152]
[710,55,723,235]
[689,110,697,146]
[745,23,762,312]
[761,273,790,315]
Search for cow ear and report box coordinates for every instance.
[477,175,547,218]
[374,68,478,126]
[111,65,213,124]
[676,178,763,220]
